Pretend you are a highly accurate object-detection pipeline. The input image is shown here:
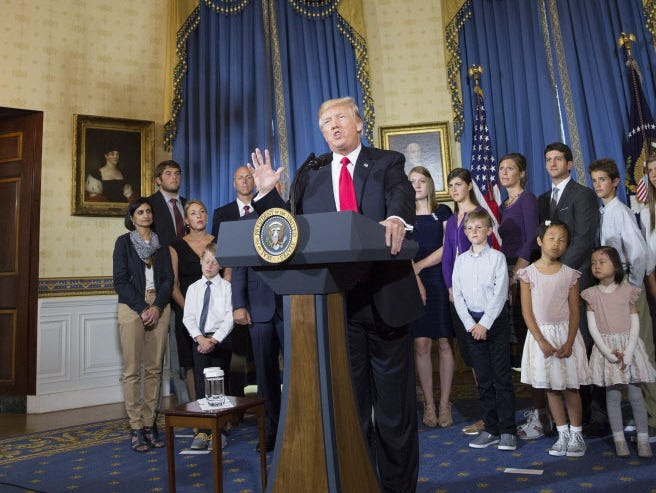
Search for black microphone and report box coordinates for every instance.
[308,153,331,170]
[290,153,318,216]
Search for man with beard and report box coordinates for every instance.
[147,160,192,403]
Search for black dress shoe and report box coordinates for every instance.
[256,435,275,452]
[582,420,610,438]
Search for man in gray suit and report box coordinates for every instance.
[537,142,605,437]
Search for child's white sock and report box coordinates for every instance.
[613,431,625,442]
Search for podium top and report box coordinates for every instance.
[217,211,417,268]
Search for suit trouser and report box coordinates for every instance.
[251,310,284,438]
[637,289,656,427]
[347,288,418,493]
[191,337,233,400]
[192,336,232,435]
[117,293,170,430]
[461,309,516,435]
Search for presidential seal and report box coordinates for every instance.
[253,207,298,263]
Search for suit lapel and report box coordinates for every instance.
[315,165,338,212]
[557,180,577,211]
[353,147,372,208]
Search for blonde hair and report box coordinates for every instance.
[183,199,207,218]
[202,242,217,258]
[408,166,437,212]
[317,96,362,128]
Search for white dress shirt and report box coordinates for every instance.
[550,175,571,208]
[236,197,253,217]
[452,245,508,331]
[183,275,234,342]
[600,197,648,286]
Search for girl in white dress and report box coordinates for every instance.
[581,246,656,458]
[518,220,591,457]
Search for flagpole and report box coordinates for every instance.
[619,31,655,207]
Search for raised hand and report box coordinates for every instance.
[247,148,285,195]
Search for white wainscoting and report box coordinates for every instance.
[28,296,172,414]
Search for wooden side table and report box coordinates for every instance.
[163,396,267,493]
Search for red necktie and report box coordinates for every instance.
[339,157,357,212]
[243,205,251,215]
[170,198,185,238]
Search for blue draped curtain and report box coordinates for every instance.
[274,1,366,182]
[173,1,271,210]
[171,0,369,208]
[457,0,656,200]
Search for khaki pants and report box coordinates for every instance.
[117,291,170,430]
[637,289,656,428]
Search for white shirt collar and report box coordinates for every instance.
[332,145,362,168]
[552,175,571,194]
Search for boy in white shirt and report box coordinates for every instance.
[452,209,515,450]
[183,243,233,450]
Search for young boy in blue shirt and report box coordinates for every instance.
[452,209,516,450]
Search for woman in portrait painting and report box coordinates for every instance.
[85,144,135,202]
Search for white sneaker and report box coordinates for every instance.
[566,431,586,457]
[548,430,570,456]
[517,409,544,440]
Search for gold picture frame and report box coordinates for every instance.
[72,114,154,216]
[379,122,452,201]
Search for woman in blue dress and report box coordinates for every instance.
[408,166,454,428]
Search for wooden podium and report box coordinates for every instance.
[217,211,417,493]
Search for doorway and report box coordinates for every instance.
[0,107,43,402]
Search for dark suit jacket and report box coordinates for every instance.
[211,201,240,239]
[230,215,278,322]
[254,146,423,328]
[538,178,599,286]
[112,233,173,314]
[147,190,187,247]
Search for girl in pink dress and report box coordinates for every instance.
[517,220,591,457]
[581,246,656,458]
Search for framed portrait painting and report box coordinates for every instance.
[379,122,452,201]
[72,115,155,216]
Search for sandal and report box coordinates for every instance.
[143,424,165,448]
[422,403,438,428]
[130,428,149,453]
[438,403,453,428]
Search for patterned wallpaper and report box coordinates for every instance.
[0,0,454,290]
[0,0,169,280]
[364,0,459,164]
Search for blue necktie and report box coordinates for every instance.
[198,280,212,336]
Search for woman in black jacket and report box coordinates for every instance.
[113,197,173,452]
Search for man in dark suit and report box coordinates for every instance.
[211,165,255,238]
[147,160,192,403]
[249,96,423,493]
[231,254,283,452]
[538,142,605,436]
[211,166,257,398]
[538,143,599,292]
[148,160,185,247]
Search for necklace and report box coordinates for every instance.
[505,190,523,207]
